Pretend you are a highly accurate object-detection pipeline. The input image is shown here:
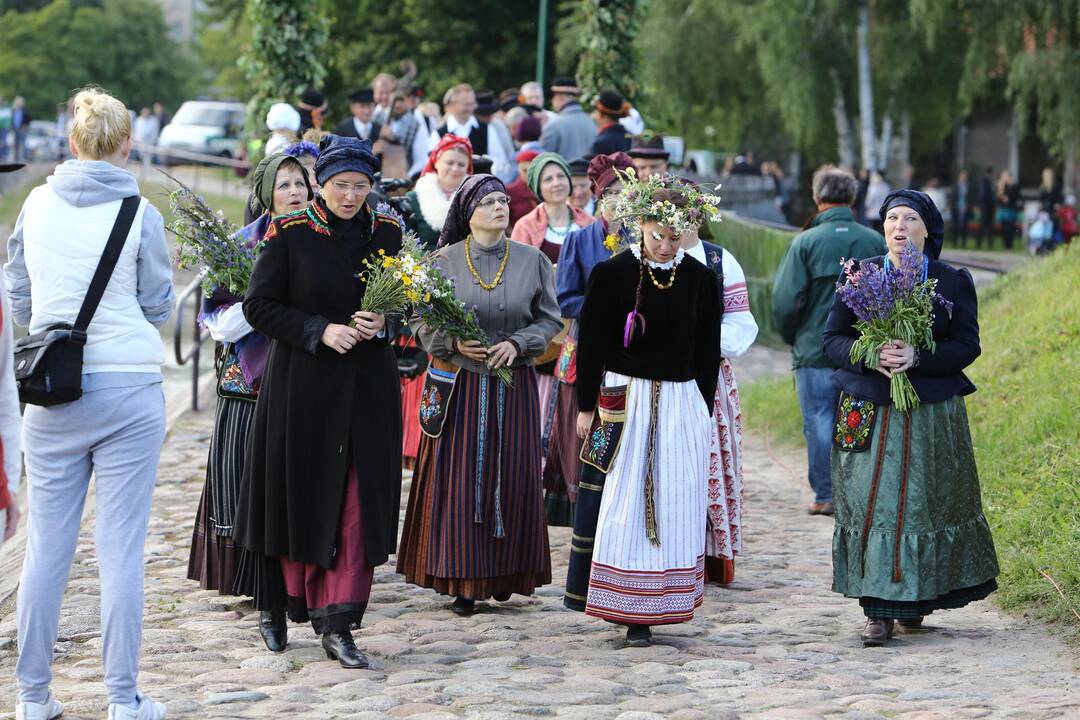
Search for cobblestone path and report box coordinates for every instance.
[1,403,1077,719]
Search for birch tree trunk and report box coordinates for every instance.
[831,69,857,168]
[877,113,893,172]
[857,0,876,171]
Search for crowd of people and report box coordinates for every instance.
[1,82,1002,719]
[854,164,1076,253]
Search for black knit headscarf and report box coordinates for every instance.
[879,189,946,260]
[314,134,378,185]
[437,174,507,247]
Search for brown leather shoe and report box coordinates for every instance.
[861,618,894,646]
[898,616,924,629]
[807,502,835,516]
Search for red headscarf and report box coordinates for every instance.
[422,134,474,176]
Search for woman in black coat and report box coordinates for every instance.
[233,135,403,668]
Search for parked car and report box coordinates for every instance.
[158,101,245,163]
[25,120,65,161]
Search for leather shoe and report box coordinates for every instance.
[450,597,476,616]
[492,592,511,602]
[860,618,895,646]
[625,624,653,647]
[898,616,924,629]
[258,610,287,653]
[808,502,835,516]
[322,630,369,669]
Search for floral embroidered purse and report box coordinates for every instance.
[579,384,628,473]
[418,358,459,438]
[216,343,258,402]
[833,392,876,452]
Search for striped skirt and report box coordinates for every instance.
[397,365,552,599]
[585,372,711,626]
[187,396,255,593]
[705,358,745,584]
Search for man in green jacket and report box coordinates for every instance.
[772,166,885,515]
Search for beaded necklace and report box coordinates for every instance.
[465,234,510,291]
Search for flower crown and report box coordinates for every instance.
[611,169,722,236]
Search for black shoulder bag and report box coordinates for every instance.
[13,195,141,407]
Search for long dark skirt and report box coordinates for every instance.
[832,395,999,619]
[542,381,580,527]
[563,463,606,611]
[187,396,255,593]
[280,467,373,634]
[397,365,552,600]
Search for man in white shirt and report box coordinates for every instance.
[429,84,511,182]
[384,91,430,178]
[519,81,557,123]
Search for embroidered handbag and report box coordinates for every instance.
[215,342,258,402]
[418,358,459,438]
[833,392,877,452]
[579,384,628,473]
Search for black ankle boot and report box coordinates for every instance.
[322,630,369,669]
[450,597,476,616]
[258,610,287,653]
[492,592,511,602]
[625,624,653,647]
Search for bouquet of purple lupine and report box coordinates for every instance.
[835,241,953,411]
[163,171,252,297]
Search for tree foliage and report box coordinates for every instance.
[913,0,1080,157]
[0,0,194,117]
[327,0,555,115]
[574,0,642,103]
[239,0,329,135]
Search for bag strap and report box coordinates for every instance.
[71,195,140,344]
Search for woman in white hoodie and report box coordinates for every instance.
[5,88,175,720]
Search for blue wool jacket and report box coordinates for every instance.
[555,219,634,319]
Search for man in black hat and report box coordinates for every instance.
[539,76,596,163]
[590,88,632,156]
[297,88,328,133]
[475,89,517,184]
[627,134,670,180]
[567,157,595,216]
[334,89,382,142]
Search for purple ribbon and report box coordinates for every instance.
[623,310,646,347]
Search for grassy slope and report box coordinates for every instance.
[741,246,1080,638]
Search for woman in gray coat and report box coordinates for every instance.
[397,174,561,616]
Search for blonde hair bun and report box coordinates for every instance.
[70,87,131,160]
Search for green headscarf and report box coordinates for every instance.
[249,153,310,216]
[526,152,572,202]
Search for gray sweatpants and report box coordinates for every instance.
[16,383,165,707]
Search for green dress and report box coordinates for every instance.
[832,395,999,619]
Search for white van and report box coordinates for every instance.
[158,100,245,163]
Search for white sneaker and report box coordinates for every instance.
[107,694,167,720]
[15,692,64,720]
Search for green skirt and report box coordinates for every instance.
[832,395,999,615]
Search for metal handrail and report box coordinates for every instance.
[173,270,210,411]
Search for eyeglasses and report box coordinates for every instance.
[329,180,371,196]
[476,195,510,209]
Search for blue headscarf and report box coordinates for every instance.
[879,189,945,260]
[314,134,378,185]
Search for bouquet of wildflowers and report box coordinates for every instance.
[164,171,253,297]
[414,266,513,387]
[356,232,430,316]
[835,242,953,411]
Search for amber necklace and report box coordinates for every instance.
[640,244,679,290]
[465,234,510,291]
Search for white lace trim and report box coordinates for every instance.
[630,243,686,270]
[413,173,452,231]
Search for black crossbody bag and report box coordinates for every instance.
[13,195,140,407]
